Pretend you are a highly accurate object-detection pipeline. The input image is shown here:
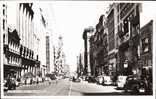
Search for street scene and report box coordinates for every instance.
[4,78,128,96]
[1,1,155,97]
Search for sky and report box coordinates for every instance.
[46,1,110,72]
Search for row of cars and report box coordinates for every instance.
[83,75,113,85]
[3,76,45,91]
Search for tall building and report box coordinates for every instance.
[46,33,50,73]
[46,32,51,73]
[46,31,54,73]
[89,15,108,76]
[2,3,36,79]
[106,4,118,77]
[77,53,83,77]
[117,3,142,76]
[33,4,48,77]
[82,27,94,76]
[140,20,153,70]
[2,3,51,79]
[18,3,36,78]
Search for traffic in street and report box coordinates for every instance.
[4,76,150,96]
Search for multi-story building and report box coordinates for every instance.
[77,53,84,77]
[90,15,108,76]
[33,4,48,77]
[106,4,118,77]
[117,3,141,76]
[89,35,96,76]
[18,3,36,77]
[140,20,153,73]
[46,31,54,73]
[2,3,36,79]
[2,3,50,79]
[46,34,50,73]
[82,27,94,76]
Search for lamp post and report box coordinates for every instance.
[83,27,94,76]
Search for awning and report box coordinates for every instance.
[4,64,25,69]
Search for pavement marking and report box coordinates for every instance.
[68,80,72,96]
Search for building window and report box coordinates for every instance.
[142,38,149,53]
[3,19,5,30]
[3,34,5,43]
[3,9,5,15]
[123,18,129,34]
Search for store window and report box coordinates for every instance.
[142,38,149,53]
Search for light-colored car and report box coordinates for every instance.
[15,80,20,87]
[45,77,51,81]
[96,76,103,85]
[117,76,127,89]
[103,76,112,85]
[3,80,8,91]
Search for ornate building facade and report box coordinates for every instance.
[2,3,49,79]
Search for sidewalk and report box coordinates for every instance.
[16,80,57,90]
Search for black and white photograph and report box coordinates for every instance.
[0,0,155,99]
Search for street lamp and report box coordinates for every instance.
[83,26,94,76]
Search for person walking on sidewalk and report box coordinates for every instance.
[56,77,58,84]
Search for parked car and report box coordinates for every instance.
[103,76,112,85]
[69,77,73,81]
[3,80,8,91]
[16,78,21,87]
[117,76,127,89]
[73,78,81,83]
[141,66,152,94]
[32,77,37,84]
[45,77,51,81]
[85,76,89,81]
[124,75,146,94]
[96,76,103,85]
[5,78,16,90]
[88,76,96,83]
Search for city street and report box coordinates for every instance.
[1,2,154,98]
[4,78,126,96]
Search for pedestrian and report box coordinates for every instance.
[48,80,51,85]
[37,78,39,84]
[56,77,58,84]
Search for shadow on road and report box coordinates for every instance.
[82,92,152,96]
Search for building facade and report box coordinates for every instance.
[117,3,141,76]
[2,3,50,80]
[46,35,50,73]
[83,27,94,76]
[106,4,118,77]
[90,15,108,76]
[33,4,49,77]
[140,20,153,77]
[2,3,37,79]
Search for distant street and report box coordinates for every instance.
[4,78,130,96]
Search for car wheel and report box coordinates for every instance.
[13,85,16,90]
[132,86,139,94]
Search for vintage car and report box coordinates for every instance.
[96,76,103,85]
[103,76,112,85]
[117,76,127,89]
[124,75,146,94]
[4,78,16,90]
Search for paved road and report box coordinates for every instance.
[4,78,127,96]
